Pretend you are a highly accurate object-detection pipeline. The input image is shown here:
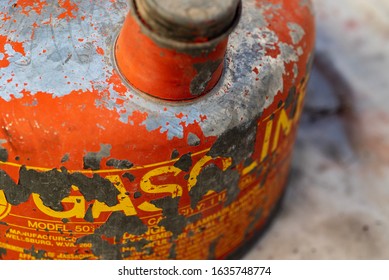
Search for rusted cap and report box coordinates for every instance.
[135,0,241,42]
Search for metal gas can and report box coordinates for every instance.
[0,0,315,259]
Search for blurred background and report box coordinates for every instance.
[245,0,389,259]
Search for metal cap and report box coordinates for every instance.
[135,0,241,42]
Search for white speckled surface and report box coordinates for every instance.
[245,0,389,259]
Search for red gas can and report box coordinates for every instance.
[0,0,315,259]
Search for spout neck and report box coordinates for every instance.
[114,0,241,101]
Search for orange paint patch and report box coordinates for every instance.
[107,71,128,95]
[265,46,281,58]
[96,46,105,55]
[11,41,26,57]
[1,12,11,22]
[0,35,26,68]
[58,0,78,20]
[175,112,185,119]
[0,35,10,68]
[199,115,207,122]
[15,0,48,16]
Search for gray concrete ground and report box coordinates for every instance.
[245,0,389,259]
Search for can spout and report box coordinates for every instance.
[115,0,241,101]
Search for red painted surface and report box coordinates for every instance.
[0,0,315,259]
[115,11,228,100]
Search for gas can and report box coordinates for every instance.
[0,0,315,259]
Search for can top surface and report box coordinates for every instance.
[136,0,240,41]
[0,0,315,142]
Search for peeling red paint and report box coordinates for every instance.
[0,35,26,68]
[199,115,207,122]
[96,46,105,55]
[15,0,48,16]
[1,11,11,22]
[265,46,281,59]
[0,0,315,260]
[175,112,185,119]
[107,71,127,95]
[11,41,26,57]
[0,35,10,68]
[42,14,53,25]
[58,0,78,20]
[115,10,228,100]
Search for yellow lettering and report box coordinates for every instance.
[138,166,182,212]
[92,175,137,218]
[261,120,273,161]
[137,202,160,212]
[0,190,11,219]
[272,109,292,152]
[242,161,258,176]
[32,186,85,219]
[146,217,163,226]
[187,155,212,192]
[28,220,68,231]
[140,166,182,197]
[188,155,233,194]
